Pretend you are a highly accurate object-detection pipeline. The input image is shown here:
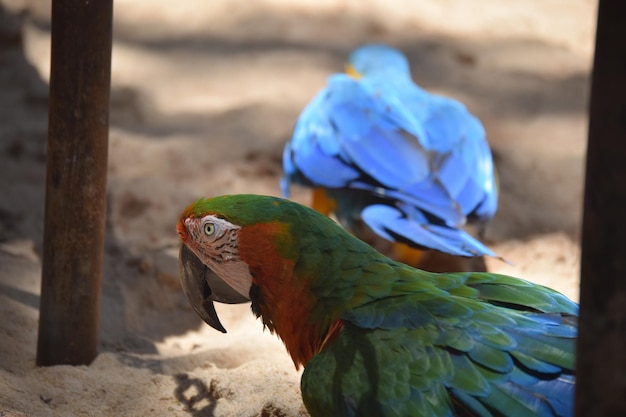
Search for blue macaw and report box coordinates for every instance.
[282,44,498,265]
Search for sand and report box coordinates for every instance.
[0,0,595,415]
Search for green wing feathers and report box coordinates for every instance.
[302,270,577,417]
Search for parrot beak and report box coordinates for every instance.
[178,244,249,333]
[345,64,362,79]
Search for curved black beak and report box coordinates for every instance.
[178,244,249,333]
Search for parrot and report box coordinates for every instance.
[281,44,499,266]
[177,194,577,417]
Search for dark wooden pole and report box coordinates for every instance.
[575,1,626,415]
[37,0,113,366]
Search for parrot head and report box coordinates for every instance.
[345,43,411,79]
[177,194,349,367]
[176,195,272,334]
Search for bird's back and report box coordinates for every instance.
[301,269,577,417]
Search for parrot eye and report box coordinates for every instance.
[203,221,215,236]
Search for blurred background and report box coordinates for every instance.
[0,0,595,415]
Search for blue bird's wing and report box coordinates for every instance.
[282,71,498,257]
[360,204,495,257]
[282,85,361,194]
[417,94,498,221]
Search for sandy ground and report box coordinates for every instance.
[0,0,595,415]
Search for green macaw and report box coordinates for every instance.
[177,194,577,417]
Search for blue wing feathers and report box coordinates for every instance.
[282,44,498,257]
[361,204,495,257]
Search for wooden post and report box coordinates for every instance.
[575,1,626,415]
[37,0,113,366]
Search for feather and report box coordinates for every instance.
[361,204,494,257]
[281,44,499,259]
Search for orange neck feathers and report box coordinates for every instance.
[238,222,342,368]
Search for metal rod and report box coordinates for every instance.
[575,1,626,415]
[37,0,113,366]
